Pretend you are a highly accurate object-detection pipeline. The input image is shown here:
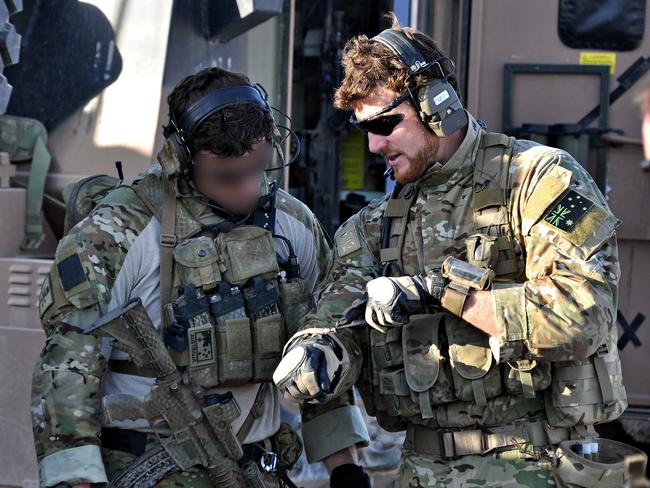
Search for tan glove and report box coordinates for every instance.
[273,331,351,404]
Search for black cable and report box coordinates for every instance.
[272,234,296,258]
[273,233,301,280]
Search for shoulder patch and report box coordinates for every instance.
[539,189,619,254]
[521,164,572,235]
[57,253,87,291]
[543,189,593,232]
[38,274,54,319]
[335,221,362,258]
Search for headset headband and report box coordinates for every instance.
[175,84,271,140]
[372,29,431,75]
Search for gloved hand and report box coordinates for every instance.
[364,272,448,333]
[330,464,371,488]
[273,333,348,404]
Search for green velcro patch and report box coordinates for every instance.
[335,222,362,258]
[57,253,87,291]
[543,189,594,232]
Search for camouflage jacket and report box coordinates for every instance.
[300,113,621,431]
[31,165,368,486]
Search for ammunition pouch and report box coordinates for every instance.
[209,281,253,385]
[545,329,627,428]
[245,277,284,382]
[166,225,301,388]
[504,359,552,399]
[364,312,555,428]
[445,314,502,407]
[279,277,314,338]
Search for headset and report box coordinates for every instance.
[371,29,468,138]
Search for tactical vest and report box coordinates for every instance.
[359,130,626,433]
[119,171,315,391]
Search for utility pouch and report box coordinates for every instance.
[216,226,279,286]
[173,236,221,291]
[545,334,627,428]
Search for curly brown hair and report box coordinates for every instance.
[333,14,460,111]
[166,67,275,158]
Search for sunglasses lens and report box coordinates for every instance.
[356,114,404,136]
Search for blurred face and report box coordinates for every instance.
[191,141,271,215]
[353,86,440,183]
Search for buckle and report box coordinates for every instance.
[160,233,177,247]
[436,428,461,460]
[260,451,278,473]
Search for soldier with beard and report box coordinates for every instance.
[274,16,626,487]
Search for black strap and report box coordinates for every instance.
[372,29,430,75]
[177,85,271,139]
[100,427,148,456]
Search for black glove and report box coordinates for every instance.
[330,463,371,488]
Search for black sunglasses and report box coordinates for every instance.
[349,94,410,136]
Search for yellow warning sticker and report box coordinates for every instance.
[341,130,366,190]
[579,52,616,75]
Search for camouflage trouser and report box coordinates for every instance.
[101,442,280,487]
[396,448,557,487]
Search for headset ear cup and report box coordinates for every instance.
[417,79,467,137]
[166,132,191,176]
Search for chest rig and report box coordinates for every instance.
[126,168,314,393]
[360,130,626,434]
[359,131,550,433]
[359,131,524,431]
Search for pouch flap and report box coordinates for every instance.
[446,315,492,380]
[402,314,442,392]
[173,236,219,267]
[217,226,279,286]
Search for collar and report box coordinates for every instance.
[416,111,483,192]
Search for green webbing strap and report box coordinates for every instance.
[0,115,52,250]
[22,135,52,249]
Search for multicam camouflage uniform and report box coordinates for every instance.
[31,144,369,487]
[293,113,624,487]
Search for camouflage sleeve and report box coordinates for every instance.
[492,146,620,363]
[298,199,385,462]
[32,187,152,487]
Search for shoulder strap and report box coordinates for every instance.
[0,116,53,249]
[472,131,520,278]
[129,171,176,326]
[130,172,163,222]
[159,176,177,327]
[472,131,513,218]
[379,183,418,276]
